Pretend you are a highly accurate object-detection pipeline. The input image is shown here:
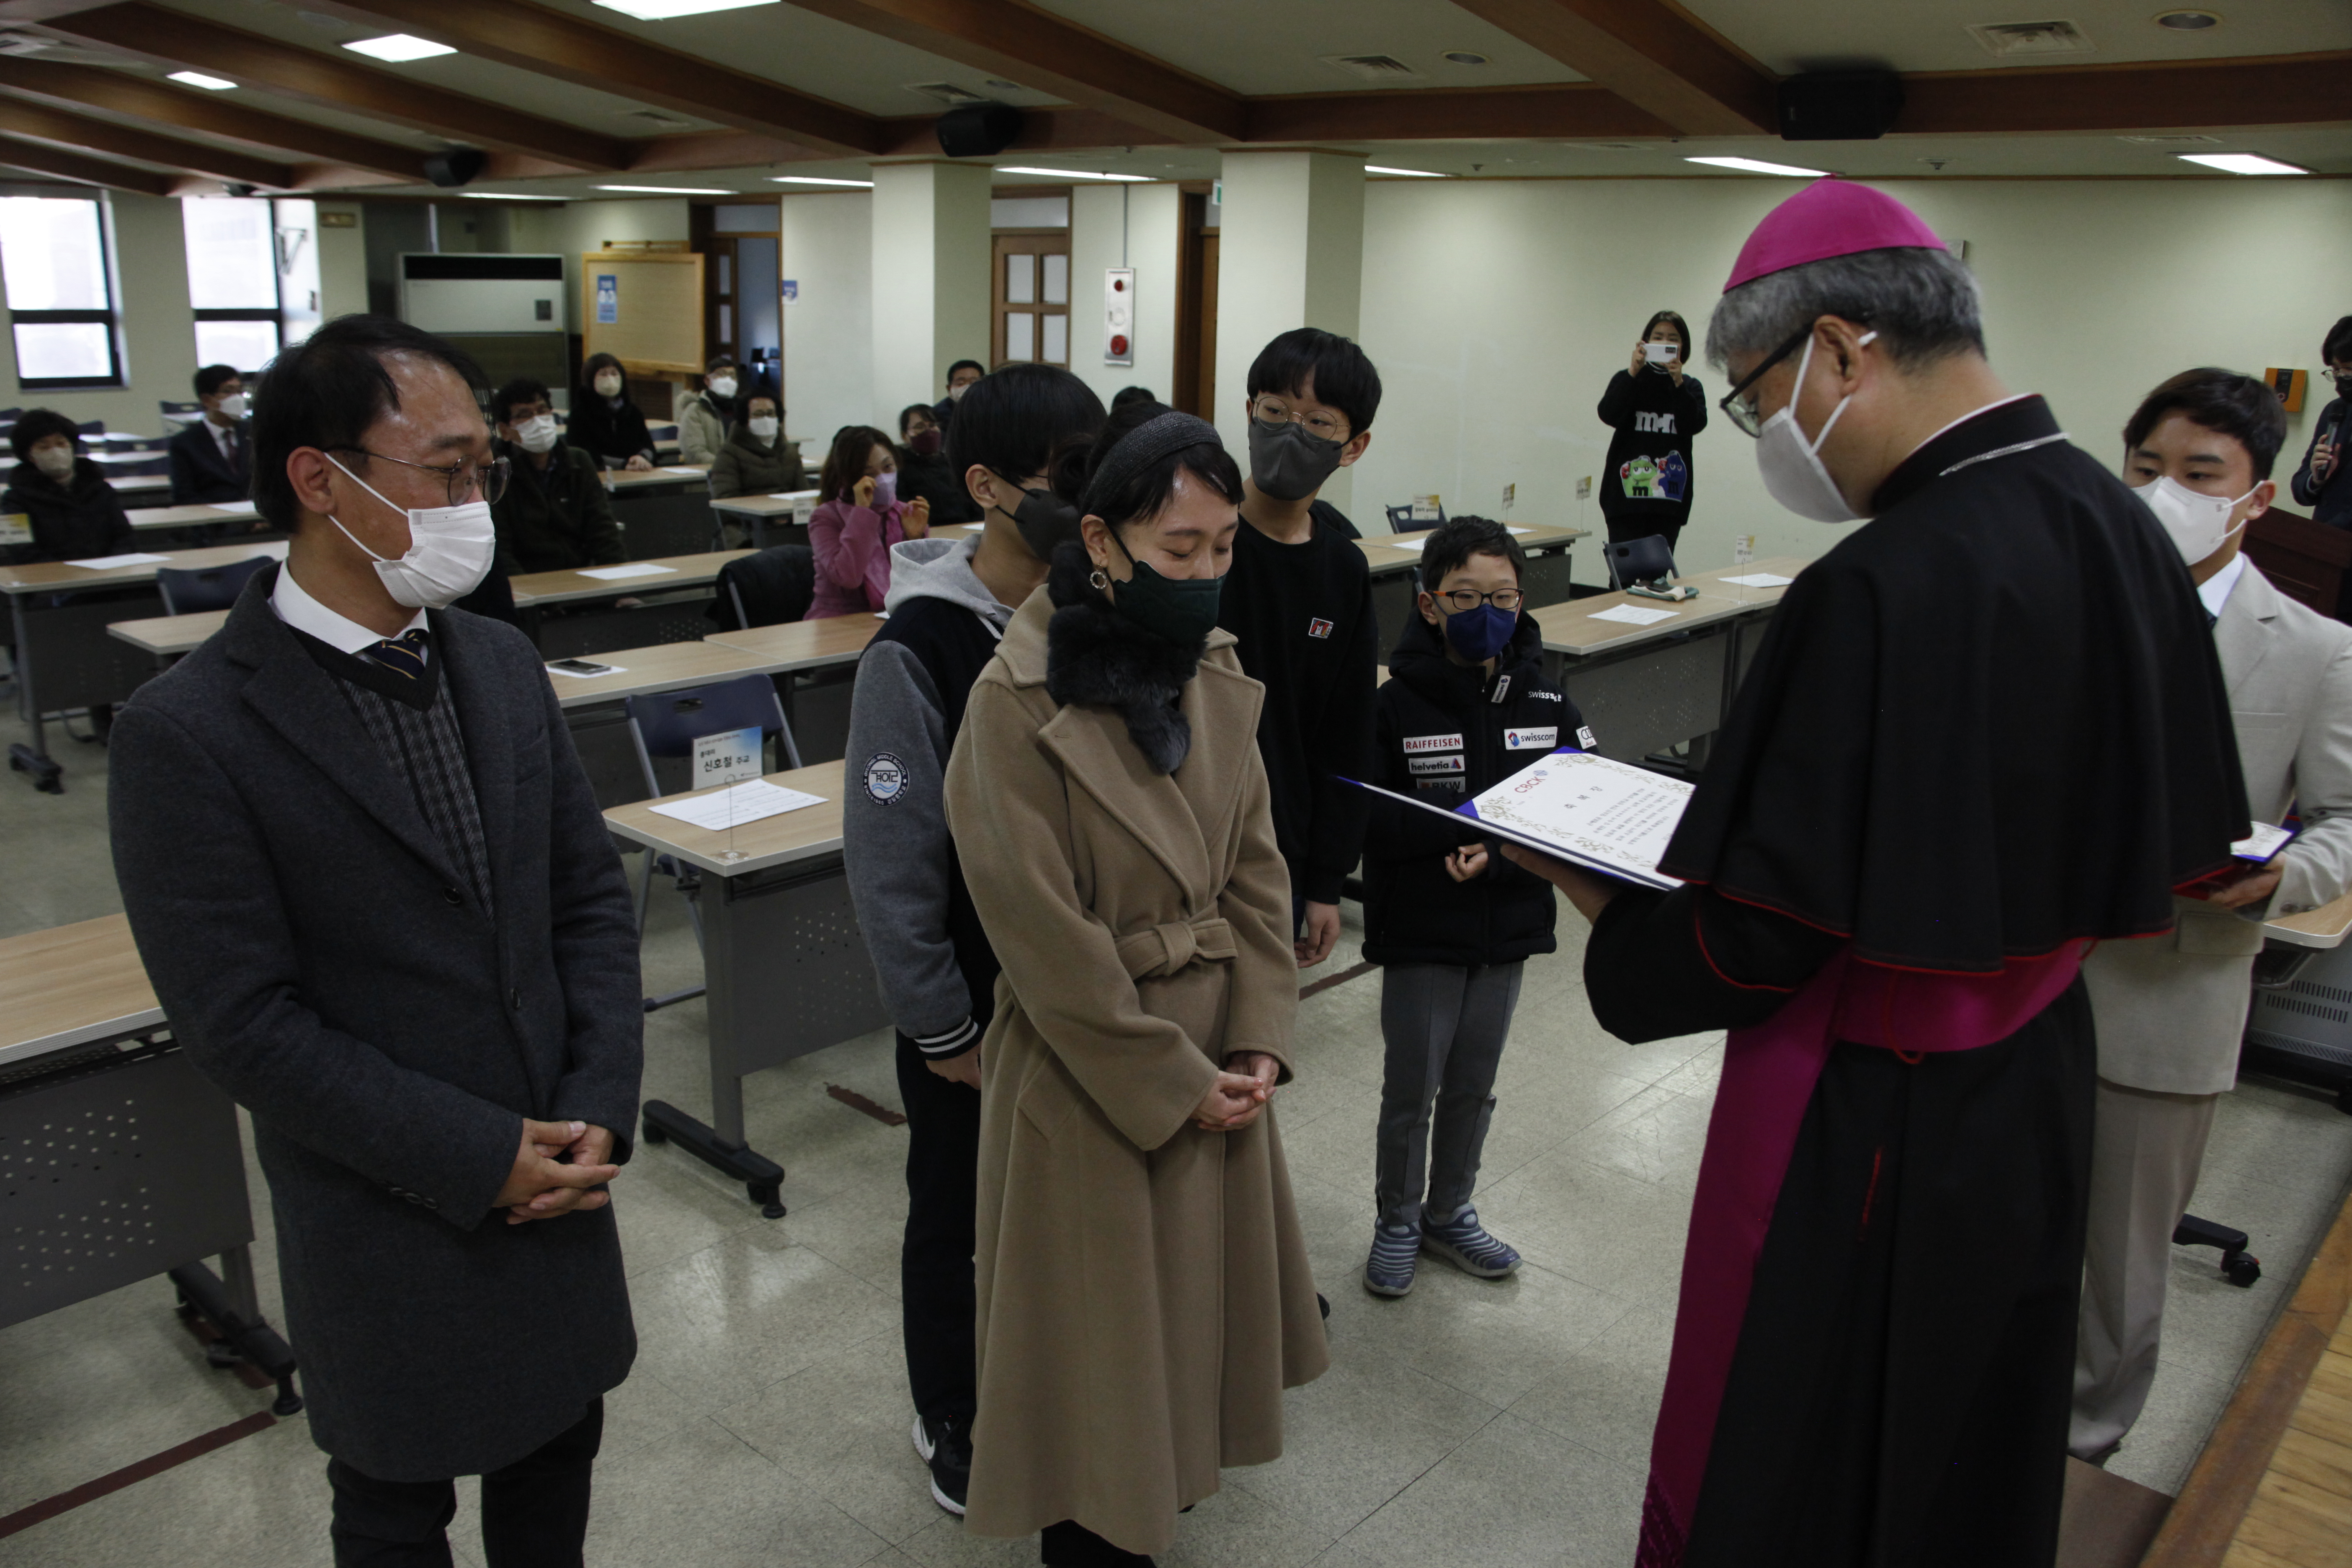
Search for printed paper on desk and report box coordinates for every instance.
[662,466,704,475]
[648,778,825,833]
[63,552,170,568]
[1380,534,1429,552]
[1588,603,1679,626]
[577,562,677,580]
[0,513,28,547]
[206,501,260,516]
[1720,572,1795,588]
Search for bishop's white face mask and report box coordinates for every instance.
[2133,473,2256,565]
[325,453,497,610]
[1754,331,1875,524]
[513,413,561,454]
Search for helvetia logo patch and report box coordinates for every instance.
[1409,754,1466,775]
[863,751,908,805]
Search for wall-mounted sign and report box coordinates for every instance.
[781,279,798,302]
[320,210,358,229]
[594,273,619,324]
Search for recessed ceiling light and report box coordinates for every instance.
[1365,165,1446,178]
[996,166,1152,182]
[1685,155,1828,177]
[2154,8,2220,29]
[167,71,237,90]
[596,183,738,194]
[1442,51,1490,65]
[771,175,873,187]
[461,192,568,200]
[593,0,779,16]
[2177,152,2306,175]
[342,34,456,62]
[983,79,1022,91]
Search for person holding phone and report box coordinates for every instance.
[809,425,926,618]
[2290,314,2352,535]
[1597,309,1709,553]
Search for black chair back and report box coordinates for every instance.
[708,544,815,630]
[1605,535,1677,591]
[156,554,274,615]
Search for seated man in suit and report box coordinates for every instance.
[168,362,253,504]
[2073,368,2352,1463]
[107,315,644,1567]
[488,377,623,575]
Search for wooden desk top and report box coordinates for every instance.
[0,914,165,1070]
[605,465,707,491]
[702,613,881,669]
[1359,523,1586,576]
[1525,555,1804,658]
[108,607,230,656]
[545,637,788,709]
[0,538,286,595]
[2267,890,2352,950]
[128,501,264,530]
[506,549,748,608]
[602,759,847,877]
[708,490,820,517]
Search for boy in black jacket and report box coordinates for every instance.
[1360,516,1591,1297]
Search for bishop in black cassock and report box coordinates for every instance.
[1510,181,2247,1568]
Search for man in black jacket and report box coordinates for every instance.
[108,316,642,1568]
[489,377,623,575]
[1360,516,1587,1298]
[168,362,253,504]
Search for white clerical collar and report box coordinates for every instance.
[271,561,428,657]
[2197,551,2248,622]
[1906,393,2038,464]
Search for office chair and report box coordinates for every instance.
[622,673,803,1013]
[710,544,815,631]
[155,556,274,615]
[2173,1214,2261,1287]
[1604,534,1695,601]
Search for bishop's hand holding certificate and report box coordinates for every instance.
[1346,748,1693,891]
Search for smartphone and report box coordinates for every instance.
[548,658,614,676]
[1642,341,1680,366]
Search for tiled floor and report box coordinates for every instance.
[7,725,2352,1565]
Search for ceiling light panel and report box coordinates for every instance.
[168,71,237,90]
[2177,152,2308,174]
[1685,156,1829,177]
[772,175,873,187]
[996,166,1152,182]
[342,34,456,62]
[597,184,739,194]
[593,0,780,16]
[1365,165,1445,178]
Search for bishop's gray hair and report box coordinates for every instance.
[1706,245,1986,371]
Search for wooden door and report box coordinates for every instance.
[992,232,1071,369]
[1195,234,1219,418]
[701,237,738,365]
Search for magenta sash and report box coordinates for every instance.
[1635,942,2089,1568]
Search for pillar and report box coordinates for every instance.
[869,160,993,418]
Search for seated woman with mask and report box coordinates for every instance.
[565,352,655,471]
[943,403,1329,1567]
[708,392,805,500]
[808,425,927,619]
[896,402,981,526]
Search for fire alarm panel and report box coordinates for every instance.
[1104,268,1135,367]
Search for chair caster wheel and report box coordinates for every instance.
[2224,1253,2262,1288]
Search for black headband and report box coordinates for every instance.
[1080,411,1224,521]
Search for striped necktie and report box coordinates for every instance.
[367,627,430,681]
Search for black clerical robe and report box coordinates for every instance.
[1587,396,2247,1568]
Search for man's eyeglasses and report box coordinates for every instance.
[1433,587,1524,612]
[332,447,509,507]
[1716,325,1819,438]
[1251,396,1349,444]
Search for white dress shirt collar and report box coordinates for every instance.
[270,560,428,658]
[2198,550,2248,622]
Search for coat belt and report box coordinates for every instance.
[1115,916,1237,980]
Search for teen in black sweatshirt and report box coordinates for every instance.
[1597,309,1709,555]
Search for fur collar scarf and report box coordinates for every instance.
[1044,544,1200,775]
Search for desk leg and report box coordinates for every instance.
[640,874,789,1218]
[6,593,61,793]
[170,1252,303,1416]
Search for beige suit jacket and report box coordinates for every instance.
[2085,560,2352,1093]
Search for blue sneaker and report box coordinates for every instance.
[1364,1220,1420,1297]
[1421,1204,1520,1279]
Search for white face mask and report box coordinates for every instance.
[512,413,561,454]
[948,381,971,402]
[215,392,248,420]
[1754,331,1874,524]
[593,373,622,399]
[707,375,738,400]
[31,444,75,480]
[325,453,497,611]
[2133,473,2256,566]
[748,415,779,441]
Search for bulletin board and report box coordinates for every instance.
[580,250,705,377]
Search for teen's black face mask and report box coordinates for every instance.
[999,477,1082,561]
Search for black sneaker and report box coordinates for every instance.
[912,1411,971,1515]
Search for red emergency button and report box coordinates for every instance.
[1110,333,1129,354]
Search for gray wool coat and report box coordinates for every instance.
[106,565,643,1481]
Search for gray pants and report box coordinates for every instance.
[1375,961,1523,1230]
[2069,1075,2220,1460]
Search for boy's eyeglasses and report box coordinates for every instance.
[1434,588,1524,611]
[1251,396,1349,444]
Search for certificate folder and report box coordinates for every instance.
[1344,749,1693,892]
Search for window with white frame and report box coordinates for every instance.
[183,196,321,372]
[0,194,123,389]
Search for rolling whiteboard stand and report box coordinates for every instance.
[1104,268,1135,366]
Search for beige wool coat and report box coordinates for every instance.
[943,589,1330,1556]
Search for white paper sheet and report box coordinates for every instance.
[647,779,826,833]
[545,662,626,678]
[1379,534,1429,551]
[1588,604,1679,626]
[576,562,677,580]
[766,490,820,501]
[662,466,704,475]
[64,552,170,568]
[1719,572,1795,588]
[1346,749,1689,891]
[1506,526,1534,536]
[207,501,260,516]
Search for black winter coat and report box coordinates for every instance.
[0,458,137,564]
[1361,611,1588,967]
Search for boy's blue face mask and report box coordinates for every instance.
[1441,602,1517,663]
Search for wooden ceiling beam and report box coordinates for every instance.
[0,93,295,188]
[1247,84,1675,144]
[787,0,1246,143]
[0,58,426,181]
[38,3,635,170]
[300,0,885,156]
[1897,52,2352,136]
[1446,0,1775,136]
[0,137,173,196]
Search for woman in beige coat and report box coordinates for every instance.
[943,405,1329,1565]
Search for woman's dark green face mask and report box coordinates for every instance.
[1106,524,1224,649]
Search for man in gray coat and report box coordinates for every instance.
[2073,368,2352,1461]
[108,315,643,1566]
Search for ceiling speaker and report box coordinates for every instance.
[423,147,487,188]
[935,103,1024,159]
[1777,71,1905,141]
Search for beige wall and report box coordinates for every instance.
[0,191,198,436]
[1352,176,2352,567]
[317,202,369,321]
[780,189,873,455]
[1069,182,1180,415]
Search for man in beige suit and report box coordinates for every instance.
[2073,369,2352,1461]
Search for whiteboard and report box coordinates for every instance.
[581,250,704,376]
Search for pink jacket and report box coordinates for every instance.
[807,495,909,619]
